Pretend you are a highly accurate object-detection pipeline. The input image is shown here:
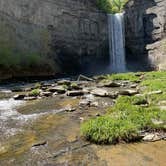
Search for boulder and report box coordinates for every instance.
[13,94,26,100]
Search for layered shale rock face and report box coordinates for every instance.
[125,0,166,70]
[0,0,108,79]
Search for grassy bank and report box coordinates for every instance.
[81,71,166,144]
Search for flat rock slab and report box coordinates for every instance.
[57,80,71,86]
[119,89,138,96]
[91,88,108,97]
[48,86,66,94]
[67,90,84,96]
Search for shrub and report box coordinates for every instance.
[97,0,129,13]
[29,89,40,96]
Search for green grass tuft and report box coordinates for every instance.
[81,95,166,144]
[29,89,40,97]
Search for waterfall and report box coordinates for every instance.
[108,13,126,73]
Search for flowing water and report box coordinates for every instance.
[0,85,165,165]
[108,13,126,73]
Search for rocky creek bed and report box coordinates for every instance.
[0,72,166,165]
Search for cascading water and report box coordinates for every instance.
[108,13,126,73]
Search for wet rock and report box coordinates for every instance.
[82,88,91,94]
[41,91,52,97]
[95,113,101,116]
[48,86,66,94]
[79,99,90,107]
[143,134,160,142]
[24,96,37,100]
[64,105,76,112]
[99,81,121,87]
[67,90,84,96]
[130,84,138,88]
[13,94,26,100]
[32,141,47,147]
[119,89,138,96]
[57,79,71,86]
[79,117,85,122]
[91,88,108,97]
[91,101,99,107]
[108,92,118,99]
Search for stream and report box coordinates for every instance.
[0,83,165,166]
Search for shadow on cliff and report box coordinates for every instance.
[124,0,158,71]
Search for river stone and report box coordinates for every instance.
[108,92,118,99]
[147,90,163,95]
[41,91,52,97]
[48,86,66,94]
[99,81,121,87]
[143,134,160,142]
[67,90,84,96]
[24,96,37,100]
[79,99,90,107]
[57,80,71,86]
[130,84,138,88]
[91,88,108,97]
[13,94,26,100]
[119,89,138,96]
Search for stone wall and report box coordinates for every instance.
[124,0,166,70]
[0,0,108,80]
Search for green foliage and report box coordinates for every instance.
[0,47,21,68]
[97,0,129,13]
[81,116,138,144]
[29,89,40,97]
[103,72,140,82]
[81,95,166,144]
[144,71,166,80]
[140,72,166,92]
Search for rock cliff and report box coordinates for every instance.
[125,0,166,70]
[0,0,108,80]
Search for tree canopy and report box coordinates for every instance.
[97,0,128,13]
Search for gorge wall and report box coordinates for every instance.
[125,0,166,70]
[0,0,108,80]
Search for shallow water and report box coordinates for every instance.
[0,87,165,166]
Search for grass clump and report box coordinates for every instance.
[29,89,40,97]
[139,71,166,93]
[81,116,138,144]
[103,72,140,82]
[81,95,166,144]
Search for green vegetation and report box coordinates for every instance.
[29,89,40,97]
[81,71,166,144]
[140,71,166,92]
[103,72,141,82]
[97,0,129,13]
[81,95,165,144]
